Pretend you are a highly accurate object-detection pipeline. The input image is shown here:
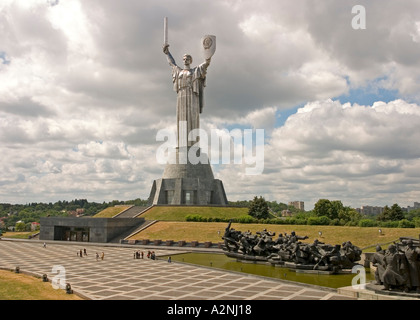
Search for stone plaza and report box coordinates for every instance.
[0,239,358,301]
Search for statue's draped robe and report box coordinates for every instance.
[171,63,208,147]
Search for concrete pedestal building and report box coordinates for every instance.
[148,147,228,206]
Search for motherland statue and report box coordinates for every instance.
[148,18,227,206]
[162,16,216,148]
[163,47,209,147]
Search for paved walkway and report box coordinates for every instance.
[0,239,356,300]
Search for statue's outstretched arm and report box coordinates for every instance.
[203,58,211,68]
[163,44,176,67]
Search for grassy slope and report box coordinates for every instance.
[93,205,132,218]
[139,206,248,221]
[129,221,420,250]
[0,270,82,300]
[90,205,419,250]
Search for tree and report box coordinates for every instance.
[377,203,404,221]
[313,199,344,220]
[313,199,358,223]
[405,208,420,221]
[248,196,269,219]
[15,222,26,232]
[389,203,404,221]
[339,208,362,225]
[313,199,332,217]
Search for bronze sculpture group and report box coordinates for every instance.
[222,222,362,273]
[371,237,420,293]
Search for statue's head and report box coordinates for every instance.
[183,54,193,65]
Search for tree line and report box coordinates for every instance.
[0,198,149,231]
[2,197,419,232]
[247,197,420,228]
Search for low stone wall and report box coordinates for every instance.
[120,238,224,249]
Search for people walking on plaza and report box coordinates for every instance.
[96,252,99,261]
[83,248,87,256]
[101,252,104,260]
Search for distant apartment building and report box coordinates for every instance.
[288,201,304,211]
[356,205,384,215]
[407,202,420,212]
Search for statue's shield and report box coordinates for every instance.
[202,35,216,59]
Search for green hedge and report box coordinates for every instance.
[185,214,419,228]
[359,219,377,227]
[398,219,415,228]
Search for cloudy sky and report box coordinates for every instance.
[1,0,420,209]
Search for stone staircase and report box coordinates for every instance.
[108,219,157,243]
[113,206,150,218]
[107,205,157,242]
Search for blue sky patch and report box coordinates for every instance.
[0,51,10,65]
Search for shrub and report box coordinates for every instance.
[293,218,307,225]
[307,217,318,225]
[318,216,331,225]
[378,221,399,228]
[329,218,340,226]
[237,215,256,224]
[185,214,203,222]
[398,219,415,228]
[358,219,377,227]
[275,218,291,225]
[307,216,330,225]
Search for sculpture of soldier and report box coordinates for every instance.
[371,245,386,285]
[292,243,310,264]
[307,241,323,265]
[257,229,275,238]
[221,223,362,270]
[326,244,344,272]
[222,221,241,252]
[286,231,308,245]
[340,241,362,268]
[403,240,420,293]
[238,235,253,255]
[274,233,285,245]
[382,244,409,292]
[253,237,269,256]
[313,244,340,270]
